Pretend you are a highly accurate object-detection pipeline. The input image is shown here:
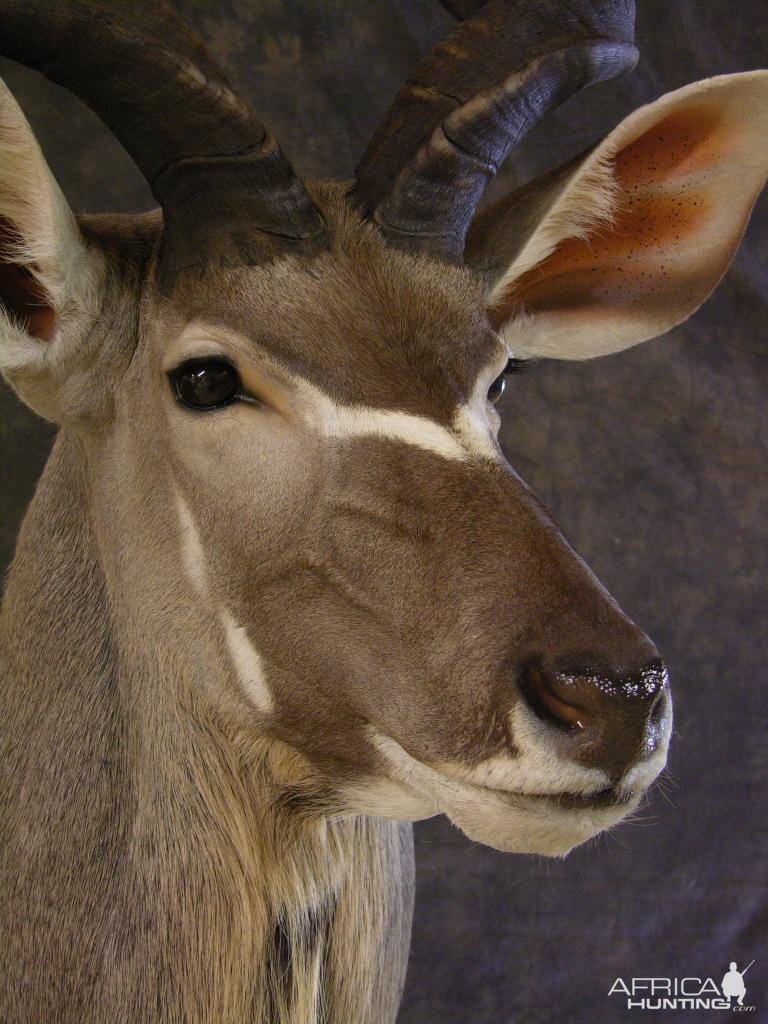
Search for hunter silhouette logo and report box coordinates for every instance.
[609,960,757,1012]
[722,961,754,1007]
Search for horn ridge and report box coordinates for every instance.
[354,0,638,260]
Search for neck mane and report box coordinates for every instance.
[0,431,413,1024]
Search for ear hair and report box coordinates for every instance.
[488,148,620,292]
[0,83,87,311]
[0,80,120,422]
[0,237,55,340]
[468,71,768,361]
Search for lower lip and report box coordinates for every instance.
[520,788,634,811]
[428,764,637,812]
[460,782,634,812]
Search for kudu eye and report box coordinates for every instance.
[171,359,241,411]
[488,358,527,405]
[488,374,506,405]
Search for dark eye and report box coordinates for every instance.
[487,358,527,405]
[487,373,506,405]
[171,359,241,410]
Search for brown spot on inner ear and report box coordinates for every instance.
[490,97,743,326]
[615,102,728,185]
[506,188,712,312]
[0,215,55,341]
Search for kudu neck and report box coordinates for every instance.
[1,431,413,1023]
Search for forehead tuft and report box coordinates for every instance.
[160,182,500,418]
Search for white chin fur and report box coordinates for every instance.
[363,729,650,857]
[440,788,641,857]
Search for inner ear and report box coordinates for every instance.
[475,72,768,360]
[0,217,55,341]
[504,101,728,316]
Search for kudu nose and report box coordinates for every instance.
[520,657,670,780]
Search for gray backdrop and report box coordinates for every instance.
[1,3,766,1022]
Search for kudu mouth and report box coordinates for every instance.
[365,725,666,857]
[370,650,672,857]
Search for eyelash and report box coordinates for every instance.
[488,357,527,405]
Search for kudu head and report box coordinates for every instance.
[0,1,766,855]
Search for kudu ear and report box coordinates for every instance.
[467,72,768,360]
[0,80,108,422]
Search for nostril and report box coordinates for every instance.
[519,662,589,732]
[519,657,669,734]
[519,655,671,777]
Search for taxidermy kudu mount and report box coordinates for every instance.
[0,1,766,1021]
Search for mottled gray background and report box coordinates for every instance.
[1,3,766,1022]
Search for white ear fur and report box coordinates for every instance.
[481,71,768,360]
[0,78,105,418]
